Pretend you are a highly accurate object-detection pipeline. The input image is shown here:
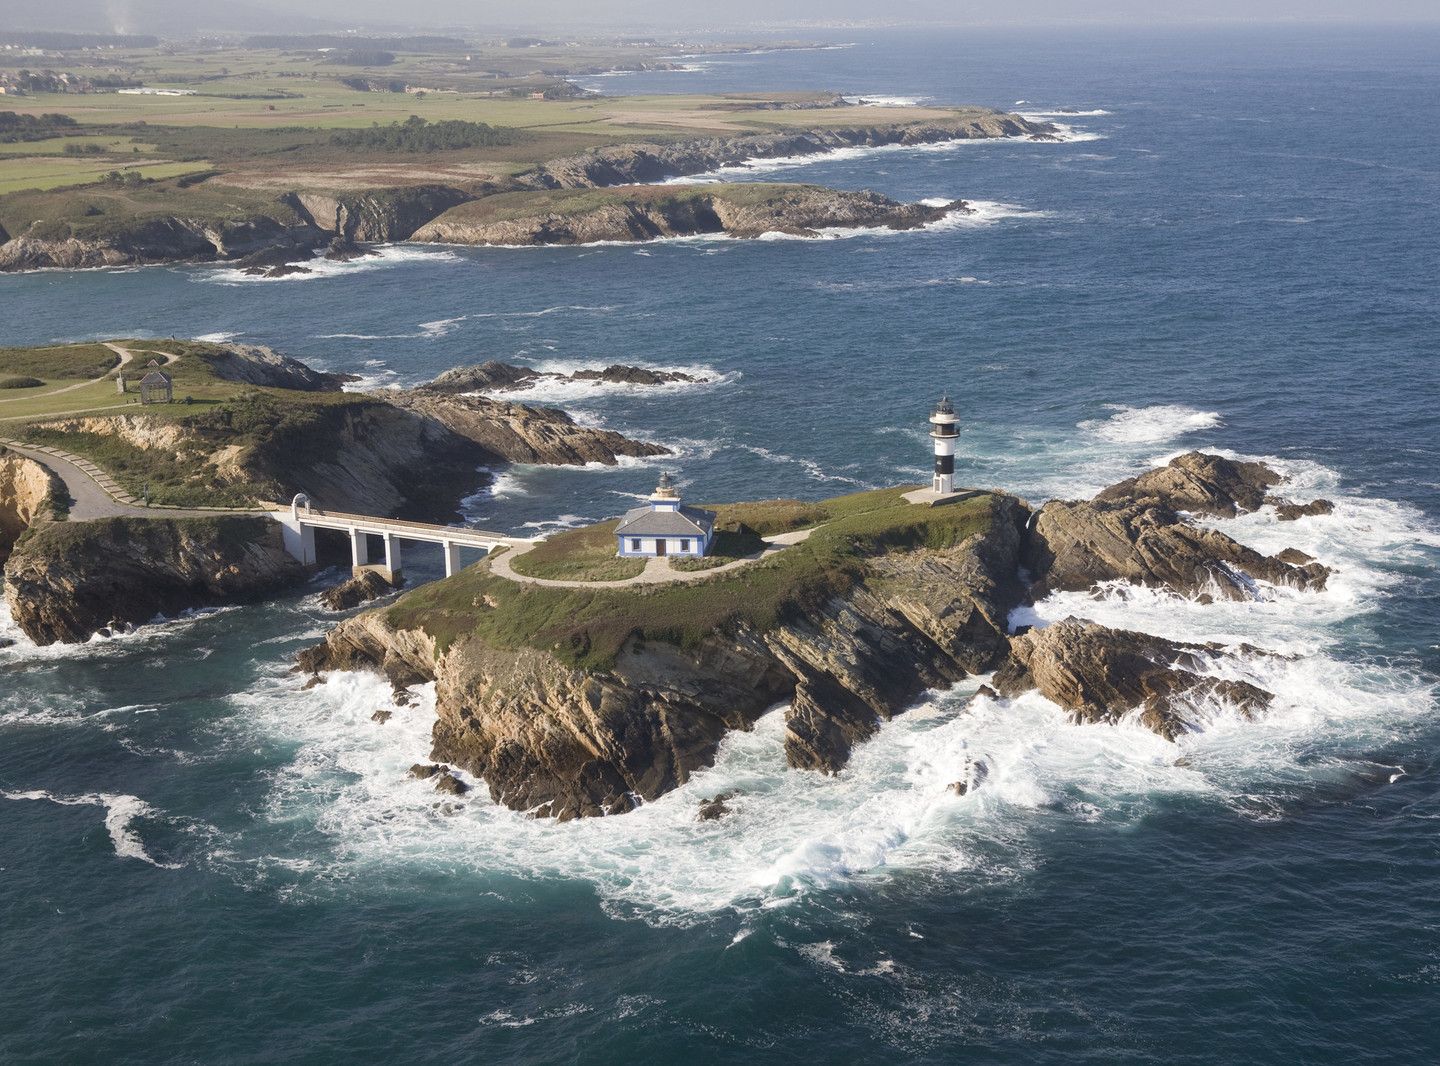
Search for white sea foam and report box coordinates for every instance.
[1,789,182,867]
[484,359,739,406]
[198,245,461,286]
[841,94,927,107]
[1018,108,1113,118]
[1079,403,1224,444]
[194,331,241,343]
[666,126,1092,184]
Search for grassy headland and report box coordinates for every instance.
[385,488,994,671]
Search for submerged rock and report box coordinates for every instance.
[697,791,739,821]
[1271,498,1335,521]
[994,617,1274,741]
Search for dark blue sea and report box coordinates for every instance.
[2,25,1439,1064]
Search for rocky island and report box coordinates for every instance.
[297,452,1337,820]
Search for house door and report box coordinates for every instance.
[655,540,667,557]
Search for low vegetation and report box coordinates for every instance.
[0,376,45,389]
[509,520,647,582]
[0,343,119,379]
[385,487,989,671]
[329,115,523,153]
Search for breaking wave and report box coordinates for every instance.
[1079,403,1225,444]
[1,789,182,868]
[197,245,461,286]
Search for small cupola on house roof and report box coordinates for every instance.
[649,471,681,509]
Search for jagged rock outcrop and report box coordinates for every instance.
[387,391,668,466]
[522,113,1053,188]
[321,569,399,611]
[0,215,318,272]
[195,342,353,391]
[1272,497,1335,520]
[1026,454,1330,600]
[2,515,304,645]
[0,450,62,563]
[994,618,1274,740]
[1096,451,1282,517]
[418,360,705,395]
[1024,497,1329,600]
[412,186,965,246]
[301,494,1031,818]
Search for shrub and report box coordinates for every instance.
[0,376,44,389]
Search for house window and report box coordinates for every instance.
[630,538,642,551]
[679,539,691,553]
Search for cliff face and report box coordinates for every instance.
[3,515,304,645]
[387,392,668,467]
[0,214,317,272]
[284,185,476,242]
[411,186,962,246]
[0,451,61,563]
[523,113,1053,188]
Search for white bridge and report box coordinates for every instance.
[275,494,527,582]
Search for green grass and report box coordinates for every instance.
[0,343,119,379]
[385,488,994,671]
[668,529,769,572]
[0,157,207,195]
[509,520,646,582]
[16,426,261,508]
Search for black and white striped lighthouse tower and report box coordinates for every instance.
[929,395,958,494]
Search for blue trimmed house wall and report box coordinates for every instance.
[615,531,713,558]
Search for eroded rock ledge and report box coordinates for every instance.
[300,452,1338,820]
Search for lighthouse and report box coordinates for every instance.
[929,395,958,494]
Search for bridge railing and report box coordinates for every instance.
[288,504,519,545]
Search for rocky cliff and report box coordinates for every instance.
[521,113,1054,188]
[0,214,318,272]
[386,391,668,468]
[3,515,304,645]
[283,185,478,243]
[301,452,1337,819]
[0,450,61,563]
[412,186,965,246]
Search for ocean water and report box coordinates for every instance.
[2,25,1439,1064]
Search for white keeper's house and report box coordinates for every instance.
[615,472,716,558]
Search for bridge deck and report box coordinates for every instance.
[288,506,523,548]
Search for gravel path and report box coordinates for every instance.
[489,526,817,589]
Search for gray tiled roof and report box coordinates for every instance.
[614,504,715,537]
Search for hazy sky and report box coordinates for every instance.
[7,0,1439,35]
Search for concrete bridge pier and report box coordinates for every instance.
[380,532,403,585]
[350,528,369,570]
[443,541,464,578]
